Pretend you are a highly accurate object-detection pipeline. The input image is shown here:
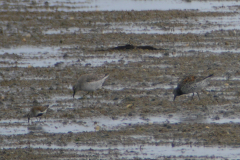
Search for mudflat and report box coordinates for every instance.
[1,0,240,159]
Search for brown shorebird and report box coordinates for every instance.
[173,74,213,101]
[25,105,49,123]
[72,73,109,98]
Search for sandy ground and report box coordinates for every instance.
[1,0,240,159]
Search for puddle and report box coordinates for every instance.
[0,116,177,134]
[43,27,81,35]
[100,24,229,35]
[81,0,239,12]
[0,46,68,67]
[0,126,28,135]
[1,115,240,135]
[0,46,60,56]
[42,20,240,35]
[180,47,240,54]
[0,46,143,67]
[42,14,240,36]
[6,0,239,12]
[40,13,240,38]
[187,15,240,28]
[42,116,178,133]
[1,143,240,159]
[2,44,240,68]
[18,58,74,67]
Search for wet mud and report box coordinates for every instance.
[1,0,240,159]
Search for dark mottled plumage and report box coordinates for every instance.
[73,73,109,98]
[173,74,213,101]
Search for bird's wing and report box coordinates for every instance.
[178,75,197,87]
[85,74,107,82]
[35,106,48,112]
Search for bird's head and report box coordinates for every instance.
[72,85,77,98]
[173,87,182,101]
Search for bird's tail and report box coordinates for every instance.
[206,74,214,78]
[103,73,109,80]
[45,105,50,109]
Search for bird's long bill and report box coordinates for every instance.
[173,95,176,101]
[73,90,75,98]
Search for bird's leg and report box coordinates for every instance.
[191,93,195,100]
[91,91,94,98]
[197,92,201,100]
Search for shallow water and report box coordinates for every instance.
[2,143,240,159]
[0,45,143,67]
[1,115,240,135]
[42,14,240,35]
[0,126,28,135]
[0,46,60,56]
[2,42,240,68]
[5,0,239,12]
